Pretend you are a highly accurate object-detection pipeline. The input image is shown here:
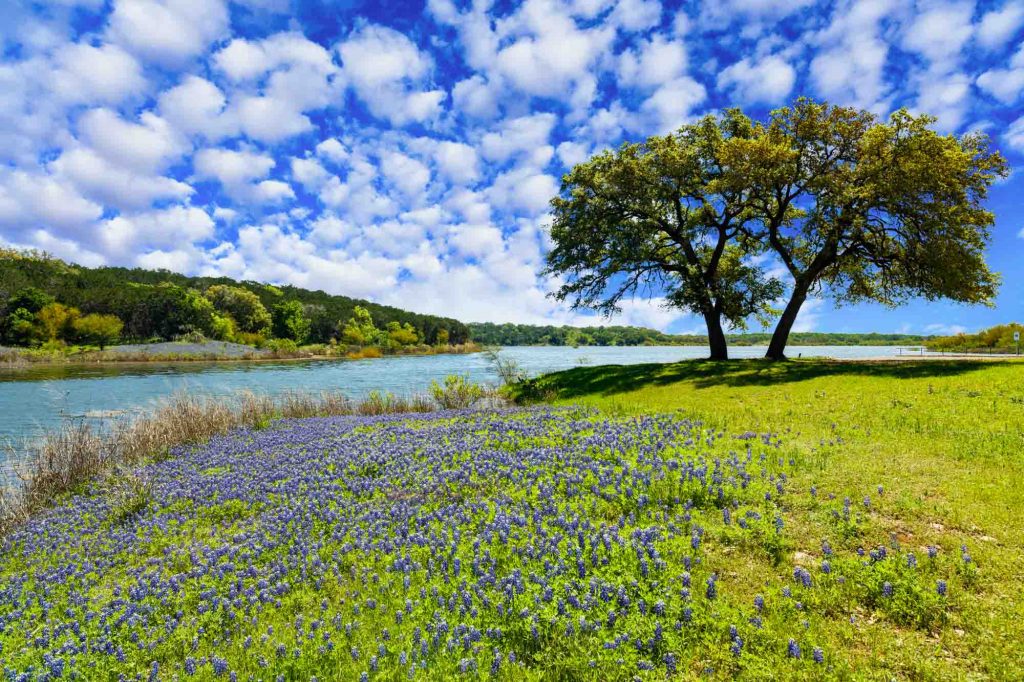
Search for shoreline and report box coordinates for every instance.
[0,343,483,370]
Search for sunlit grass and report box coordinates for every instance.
[515,359,1024,678]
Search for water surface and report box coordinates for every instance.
[0,345,919,472]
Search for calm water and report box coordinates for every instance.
[0,345,917,472]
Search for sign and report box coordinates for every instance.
[1016,331,1021,341]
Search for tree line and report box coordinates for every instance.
[545,98,1006,360]
[0,250,469,349]
[468,322,929,347]
[924,323,1024,353]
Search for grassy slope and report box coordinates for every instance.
[519,359,1024,679]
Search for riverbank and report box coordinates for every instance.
[1,358,1021,678]
[0,340,482,368]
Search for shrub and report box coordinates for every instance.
[346,346,383,359]
[73,313,124,349]
[482,348,526,385]
[429,374,484,409]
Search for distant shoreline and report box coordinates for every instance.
[0,341,482,369]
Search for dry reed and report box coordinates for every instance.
[0,387,482,535]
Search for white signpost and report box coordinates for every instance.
[1015,330,1020,356]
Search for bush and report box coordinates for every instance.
[346,346,383,359]
[264,338,299,353]
[233,331,266,347]
[429,374,484,409]
[73,313,124,349]
[483,348,527,385]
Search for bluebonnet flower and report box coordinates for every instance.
[706,574,718,600]
[787,639,801,659]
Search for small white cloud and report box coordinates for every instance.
[435,141,480,184]
[290,156,330,189]
[214,32,336,81]
[488,166,559,215]
[977,46,1024,104]
[337,24,445,125]
[449,223,505,259]
[925,323,967,335]
[235,95,313,142]
[976,2,1024,50]
[380,151,431,198]
[107,0,230,66]
[251,180,295,203]
[480,113,557,163]
[1008,116,1024,151]
[194,148,275,187]
[638,76,706,134]
[610,0,663,31]
[618,35,688,90]
[717,55,796,104]
[452,75,501,119]
[51,42,148,105]
[316,138,349,163]
[194,148,292,204]
[52,147,193,210]
[791,297,824,333]
[808,0,892,110]
[556,141,591,167]
[158,76,234,139]
[902,1,974,70]
[77,108,186,174]
[0,169,103,234]
[101,205,215,255]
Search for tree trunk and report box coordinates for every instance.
[704,310,728,360]
[765,280,811,361]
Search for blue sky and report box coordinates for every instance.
[0,0,1022,335]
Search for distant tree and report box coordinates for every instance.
[8,287,54,314]
[209,313,236,341]
[725,99,1007,360]
[544,112,783,360]
[205,285,272,334]
[2,308,38,346]
[176,289,219,338]
[386,321,420,347]
[272,300,311,343]
[36,302,80,343]
[340,306,382,346]
[925,322,1024,352]
[436,328,450,346]
[74,313,123,349]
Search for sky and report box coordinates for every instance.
[0,0,1022,336]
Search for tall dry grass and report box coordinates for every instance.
[0,388,457,535]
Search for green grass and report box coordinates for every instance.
[514,359,1024,679]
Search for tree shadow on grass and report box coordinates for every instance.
[531,358,1012,399]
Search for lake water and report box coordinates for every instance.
[0,345,920,472]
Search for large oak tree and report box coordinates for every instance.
[544,113,782,360]
[722,99,1006,359]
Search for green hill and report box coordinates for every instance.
[0,249,469,346]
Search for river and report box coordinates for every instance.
[0,345,922,472]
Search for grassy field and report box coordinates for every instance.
[515,359,1024,679]
[1,359,1022,680]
